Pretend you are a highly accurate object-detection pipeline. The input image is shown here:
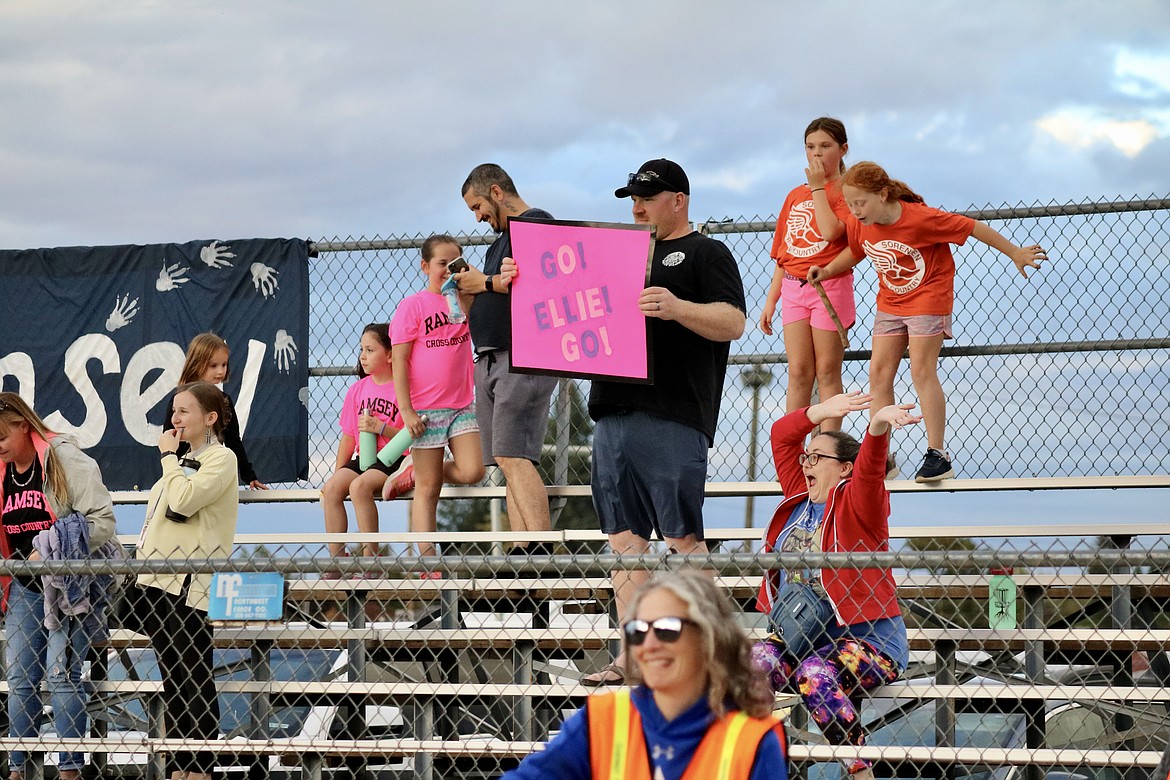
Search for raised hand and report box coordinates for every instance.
[105,294,140,332]
[869,403,923,435]
[251,262,280,298]
[156,261,189,292]
[808,390,872,425]
[199,240,236,269]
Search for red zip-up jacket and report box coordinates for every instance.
[755,407,901,627]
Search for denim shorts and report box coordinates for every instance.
[591,410,708,542]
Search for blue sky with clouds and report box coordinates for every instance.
[1,1,1168,248]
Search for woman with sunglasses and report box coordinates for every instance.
[0,392,117,780]
[504,570,788,779]
[753,391,920,780]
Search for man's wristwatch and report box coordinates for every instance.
[484,275,494,293]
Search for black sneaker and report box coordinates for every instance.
[914,448,954,483]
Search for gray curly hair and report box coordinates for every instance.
[625,570,774,718]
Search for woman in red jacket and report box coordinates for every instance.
[752,392,919,779]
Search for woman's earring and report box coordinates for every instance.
[205,428,212,445]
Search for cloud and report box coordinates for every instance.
[1114,49,1170,98]
[0,1,1168,248]
[1036,108,1164,157]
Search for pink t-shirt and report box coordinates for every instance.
[338,375,404,451]
[390,290,474,410]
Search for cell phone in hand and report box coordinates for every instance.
[447,256,469,275]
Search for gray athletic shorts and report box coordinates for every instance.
[474,350,556,466]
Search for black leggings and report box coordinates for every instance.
[137,584,220,774]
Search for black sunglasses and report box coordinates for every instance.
[622,616,696,646]
[627,170,663,185]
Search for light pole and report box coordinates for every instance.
[740,365,773,528]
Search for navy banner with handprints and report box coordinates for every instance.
[0,238,310,489]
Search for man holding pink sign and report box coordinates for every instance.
[582,159,747,686]
[456,164,558,555]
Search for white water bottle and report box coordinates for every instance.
[441,276,465,324]
[377,415,428,467]
[442,256,469,324]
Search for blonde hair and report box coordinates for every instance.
[179,332,231,385]
[626,570,775,718]
[0,392,68,504]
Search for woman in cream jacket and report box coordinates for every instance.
[136,381,238,780]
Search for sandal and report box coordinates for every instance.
[581,661,626,687]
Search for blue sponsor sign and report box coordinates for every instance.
[208,572,285,621]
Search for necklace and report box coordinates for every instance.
[8,460,38,489]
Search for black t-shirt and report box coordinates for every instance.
[467,207,554,353]
[588,231,746,444]
[3,459,53,588]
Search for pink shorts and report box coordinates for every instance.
[780,273,856,331]
[873,310,954,339]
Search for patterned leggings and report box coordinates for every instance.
[753,637,900,774]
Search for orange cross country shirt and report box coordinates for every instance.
[846,201,975,316]
[770,180,852,279]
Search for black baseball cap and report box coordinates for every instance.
[614,158,690,198]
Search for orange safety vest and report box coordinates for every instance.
[586,689,787,780]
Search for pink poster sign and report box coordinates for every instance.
[509,218,655,382]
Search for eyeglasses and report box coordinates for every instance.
[622,616,695,646]
[798,452,846,467]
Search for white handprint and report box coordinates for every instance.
[200,240,235,269]
[156,261,189,292]
[251,262,280,298]
[274,329,298,373]
[104,294,140,332]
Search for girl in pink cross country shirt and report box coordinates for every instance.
[391,235,485,562]
[321,323,409,560]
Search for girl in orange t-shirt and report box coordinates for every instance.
[760,117,856,431]
[809,161,1047,482]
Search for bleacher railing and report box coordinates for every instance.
[2,534,1168,780]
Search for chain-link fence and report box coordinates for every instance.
[3,536,1167,780]
[306,196,1170,489]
